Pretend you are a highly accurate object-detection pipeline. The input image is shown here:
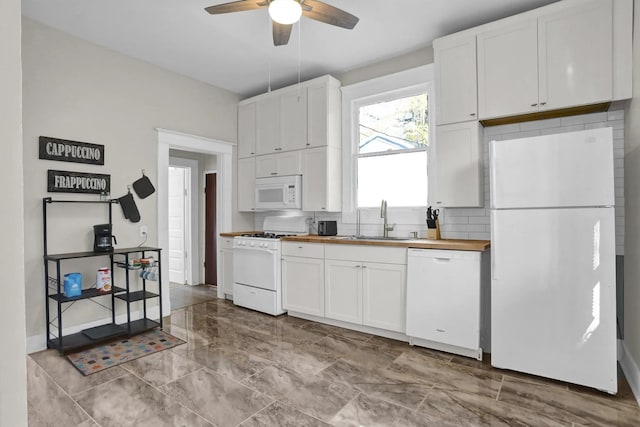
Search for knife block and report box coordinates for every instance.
[426,219,441,240]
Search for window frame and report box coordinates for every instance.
[341,64,436,227]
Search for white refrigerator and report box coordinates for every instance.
[490,127,617,394]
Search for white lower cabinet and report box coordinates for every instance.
[219,237,234,297]
[324,245,407,333]
[282,243,325,317]
[362,262,406,333]
[324,259,362,324]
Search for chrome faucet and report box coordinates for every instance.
[380,199,394,237]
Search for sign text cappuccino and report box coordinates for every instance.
[39,136,105,165]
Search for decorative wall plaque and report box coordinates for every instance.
[47,170,111,194]
[39,136,105,165]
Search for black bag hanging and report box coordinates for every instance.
[118,189,141,223]
[132,170,155,199]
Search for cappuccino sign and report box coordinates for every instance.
[47,170,111,194]
[39,136,104,165]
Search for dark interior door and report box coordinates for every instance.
[205,173,217,285]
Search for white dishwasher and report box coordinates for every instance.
[406,248,487,360]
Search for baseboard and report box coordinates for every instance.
[27,306,161,354]
[620,340,640,407]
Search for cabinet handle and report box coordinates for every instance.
[270,172,278,176]
[362,265,367,269]
[470,113,476,116]
[531,103,538,107]
[251,152,254,155]
[298,246,303,249]
[321,207,326,210]
[275,148,282,151]
[540,102,547,106]
[306,143,310,146]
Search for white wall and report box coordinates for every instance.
[0,0,28,424]
[22,18,239,345]
[622,0,640,403]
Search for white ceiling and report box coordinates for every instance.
[22,0,560,98]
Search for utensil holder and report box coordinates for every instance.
[426,219,441,240]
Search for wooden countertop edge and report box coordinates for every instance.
[281,235,491,251]
[219,233,490,251]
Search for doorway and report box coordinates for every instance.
[205,172,217,285]
[168,165,190,285]
[157,128,234,312]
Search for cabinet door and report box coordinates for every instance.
[256,96,281,155]
[255,154,279,178]
[221,248,234,296]
[282,256,324,316]
[434,121,483,208]
[238,103,256,158]
[277,151,301,176]
[237,157,255,212]
[362,262,406,333]
[477,18,539,119]
[538,0,612,110]
[435,35,477,125]
[307,83,327,148]
[281,88,308,151]
[324,259,362,324]
[302,147,341,212]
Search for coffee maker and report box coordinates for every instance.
[93,224,117,252]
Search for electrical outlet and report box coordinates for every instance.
[140,225,148,237]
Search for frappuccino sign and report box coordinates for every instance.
[47,170,111,194]
[39,136,104,165]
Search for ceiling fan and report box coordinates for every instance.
[205,0,359,46]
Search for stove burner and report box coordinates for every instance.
[240,233,297,239]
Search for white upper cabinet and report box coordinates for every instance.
[255,151,301,178]
[255,96,281,155]
[301,146,341,212]
[237,157,255,212]
[477,18,539,120]
[280,88,308,151]
[477,0,618,121]
[537,0,612,111]
[307,78,342,148]
[435,121,483,208]
[434,35,478,125]
[238,103,256,158]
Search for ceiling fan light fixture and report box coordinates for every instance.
[268,0,302,25]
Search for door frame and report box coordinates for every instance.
[157,128,233,312]
[169,157,200,285]
[203,169,218,285]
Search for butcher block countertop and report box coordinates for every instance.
[220,232,490,251]
[281,235,490,251]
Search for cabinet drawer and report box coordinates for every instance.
[220,237,234,249]
[282,242,324,258]
[325,244,406,264]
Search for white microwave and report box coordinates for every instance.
[255,175,302,210]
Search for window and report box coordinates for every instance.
[356,92,429,207]
[341,64,434,225]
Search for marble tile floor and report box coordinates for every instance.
[28,298,640,426]
[169,282,218,311]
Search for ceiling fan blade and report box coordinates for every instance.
[205,1,267,15]
[301,0,359,30]
[272,21,293,46]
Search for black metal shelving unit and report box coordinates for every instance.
[43,197,163,355]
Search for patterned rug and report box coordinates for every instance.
[66,329,185,375]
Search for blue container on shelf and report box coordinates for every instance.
[63,273,82,297]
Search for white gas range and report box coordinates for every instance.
[232,216,308,315]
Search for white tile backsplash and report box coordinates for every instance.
[443,113,625,255]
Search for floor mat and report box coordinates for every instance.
[66,329,184,375]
